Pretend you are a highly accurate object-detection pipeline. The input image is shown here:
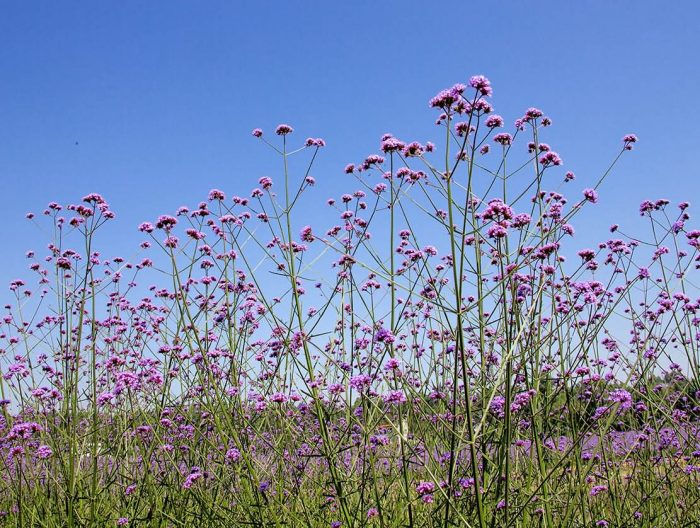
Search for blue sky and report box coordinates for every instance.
[1,1,699,289]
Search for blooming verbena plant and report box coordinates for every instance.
[1,75,699,528]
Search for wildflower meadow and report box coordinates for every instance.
[2,74,699,528]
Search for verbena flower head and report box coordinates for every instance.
[469,75,492,96]
[485,115,504,128]
[583,188,599,203]
[494,133,512,146]
[623,133,638,149]
[275,124,293,135]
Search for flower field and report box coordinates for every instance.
[2,75,699,527]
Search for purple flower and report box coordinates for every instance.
[623,133,638,149]
[524,107,543,121]
[403,141,425,157]
[493,133,512,146]
[384,357,401,370]
[349,374,372,391]
[487,224,508,239]
[380,134,405,153]
[482,199,513,221]
[9,446,25,458]
[416,481,435,495]
[208,189,225,201]
[590,485,608,496]
[182,468,203,489]
[429,85,464,109]
[36,445,53,459]
[275,124,293,135]
[225,448,241,463]
[270,392,288,404]
[305,137,326,147]
[489,396,506,418]
[539,151,562,166]
[608,389,632,411]
[583,188,598,203]
[485,115,503,128]
[375,327,395,344]
[469,75,492,96]
[383,390,406,405]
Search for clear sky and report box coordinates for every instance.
[1,1,699,289]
